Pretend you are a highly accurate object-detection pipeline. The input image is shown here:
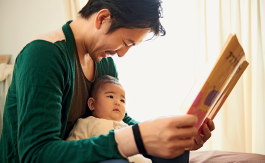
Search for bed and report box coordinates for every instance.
[189,150,265,163]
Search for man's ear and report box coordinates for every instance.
[95,9,112,30]
[88,97,96,111]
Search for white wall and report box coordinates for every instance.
[0,0,70,64]
[112,1,196,121]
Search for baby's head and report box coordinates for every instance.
[88,75,126,122]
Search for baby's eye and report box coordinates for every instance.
[108,95,114,99]
[120,99,125,103]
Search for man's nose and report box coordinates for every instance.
[117,46,131,57]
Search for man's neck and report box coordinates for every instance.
[70,17,96,81]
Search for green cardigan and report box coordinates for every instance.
[0,21,137,163]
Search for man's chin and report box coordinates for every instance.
[92,57,103,63]
[95,56,112,62]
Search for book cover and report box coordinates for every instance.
[179,34,249,134]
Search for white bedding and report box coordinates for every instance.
[189,150,265,163]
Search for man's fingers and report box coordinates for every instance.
[201,124,211,141]
[139,115,202,158]
[171,115,198,128]
[176,137,195,149]
[207,119,215,131]
[172,127,197,138]
[193,135,204,146]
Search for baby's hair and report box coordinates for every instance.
[90,75,122,99]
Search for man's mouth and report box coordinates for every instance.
[113,109,120,112]
[105,51,117,57]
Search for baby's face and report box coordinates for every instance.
[92,83,126,121]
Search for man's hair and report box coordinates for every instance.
[79,0,166,38]
[90,75,122,99]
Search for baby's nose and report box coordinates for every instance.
[115,100,120,105]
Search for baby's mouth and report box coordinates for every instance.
[113,109,120,112]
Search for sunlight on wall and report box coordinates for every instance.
[113,1,197,122]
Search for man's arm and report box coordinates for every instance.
[16,41,125,163]
[115,115,199,158]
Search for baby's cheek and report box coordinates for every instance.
[122,107,126,116]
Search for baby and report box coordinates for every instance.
[67,75,151,163]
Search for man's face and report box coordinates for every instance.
[91,83,126,121]
[86,20,150,62]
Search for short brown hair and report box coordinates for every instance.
[79,0,166,38]
[90,75,122,99]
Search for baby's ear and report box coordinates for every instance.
[88,97,95,111]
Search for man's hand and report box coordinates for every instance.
[138,115,198,159]
[187,119,215,150]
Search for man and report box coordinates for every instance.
[0,0,214,162]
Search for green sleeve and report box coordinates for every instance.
[15,41,125,163]
[96,57,119,79]
[123,112,140,125]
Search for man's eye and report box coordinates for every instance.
[123,41,128,47]
[120,99,125,103]
[108,95,114,99]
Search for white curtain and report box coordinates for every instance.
[192,0,265,155]
[65,0,88,20]
[70,0,265,155]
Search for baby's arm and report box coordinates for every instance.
[66,116,115,141]
[123,112,140,125]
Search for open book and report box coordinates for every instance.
[180,34,249,134]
